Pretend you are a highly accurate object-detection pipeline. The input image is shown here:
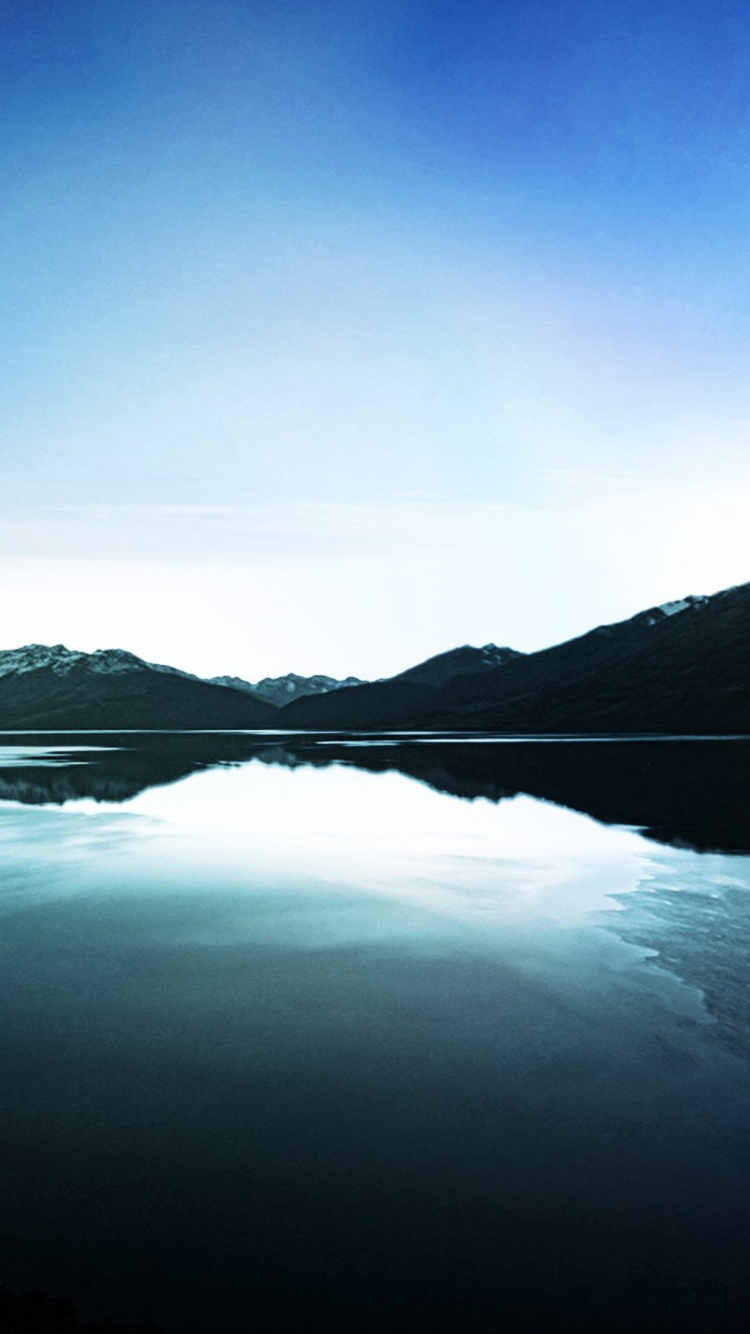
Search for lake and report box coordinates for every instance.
[0,734,749,1332]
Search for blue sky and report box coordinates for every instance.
[1,0,748,676]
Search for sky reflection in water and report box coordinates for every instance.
[0,744,749,1332]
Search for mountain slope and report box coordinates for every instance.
[280,583,750,733]
[0,645,278,730]
[429,582,750,733]
[275,643,523,729]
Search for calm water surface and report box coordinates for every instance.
[0,736,749,1332]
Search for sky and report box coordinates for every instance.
[1,0,749,679]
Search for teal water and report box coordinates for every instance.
[0,739,749,1332]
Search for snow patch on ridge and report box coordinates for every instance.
[0,644,102,678]
[642,594,710,626]
[480,644,522,665]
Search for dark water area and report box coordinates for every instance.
[0,735,749,1332]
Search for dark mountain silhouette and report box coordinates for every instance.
[0,582,746,732]
[280,583,750,733]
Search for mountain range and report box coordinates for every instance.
[208,671,366,707]
[0,581,747,732]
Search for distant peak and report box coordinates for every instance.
[392,642,523,689]
[209,671,368,705]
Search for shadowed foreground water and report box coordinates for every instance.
[0,736,749,1332]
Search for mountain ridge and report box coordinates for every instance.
[0,582,746,732]
[279,582,750,733]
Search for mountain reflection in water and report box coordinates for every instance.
[0,732,747,854]
[0,735,750,1333]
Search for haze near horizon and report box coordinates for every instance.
[1,0,748,680]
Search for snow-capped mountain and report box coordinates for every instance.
[0,643,201,681]
[0,644,277,730]
[0,647,366,712]
[208,672,367,708]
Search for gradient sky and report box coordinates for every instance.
[1,0,748,678]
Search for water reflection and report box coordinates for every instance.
[0,740,749,1331]
[0,731,748,853]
